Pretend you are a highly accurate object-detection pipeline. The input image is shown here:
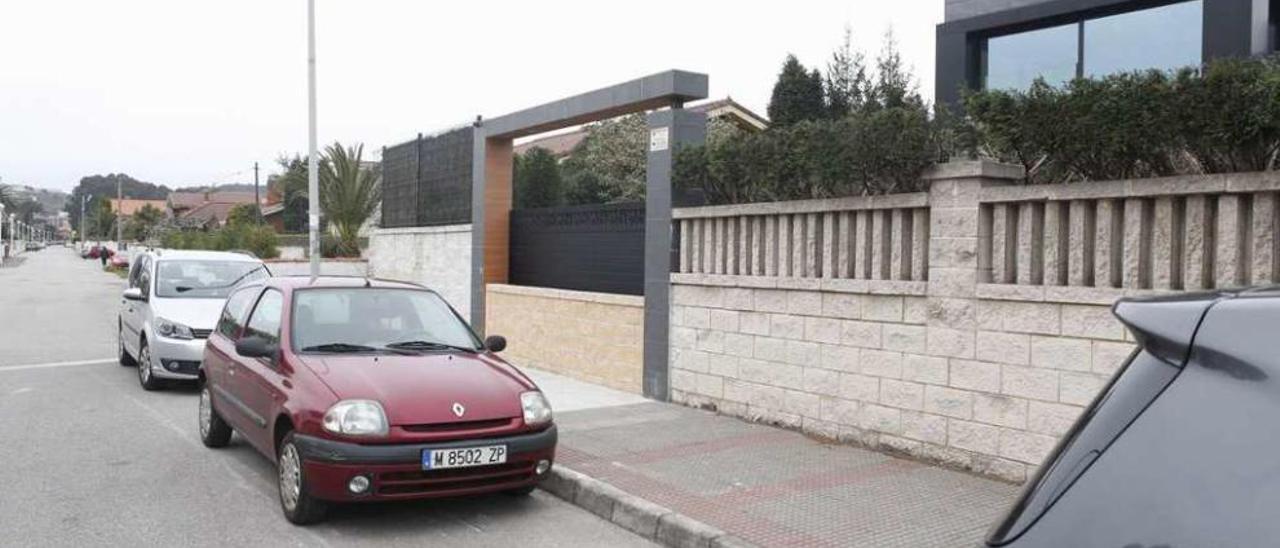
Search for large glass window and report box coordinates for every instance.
[1084,1,1202,77]
[986,22,1079,91]
[983,1,1203,91]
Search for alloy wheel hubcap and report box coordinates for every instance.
[138,347,150,383]
[199,388,212,438]
[279,444,301,512]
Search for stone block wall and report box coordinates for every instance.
[668,161,1153,483]
[367,224,472,320]
[486,284,644,393]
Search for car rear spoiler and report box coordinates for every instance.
[1111,292,1225,366]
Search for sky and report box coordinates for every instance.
[0,1,943,192]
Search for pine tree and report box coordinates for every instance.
[871,28,922,110]
[825,25,869,118]
[768,55,826,126]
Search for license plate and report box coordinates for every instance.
[422,445,507,470]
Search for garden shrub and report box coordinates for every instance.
[965,56,1280,183]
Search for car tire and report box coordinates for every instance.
[198,383,232,448]
[504,485,537,497]
[118,324,136,366]
[278,433,327,525]
[136,339,165,391]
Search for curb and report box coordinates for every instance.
[540,465,758,548]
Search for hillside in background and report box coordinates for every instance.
[11,185,70,214]
[64,174,171,229]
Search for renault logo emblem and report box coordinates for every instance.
[452,402,465,418]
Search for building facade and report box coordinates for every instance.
[936,0,1278,106]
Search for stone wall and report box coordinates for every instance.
[668,160,1280,483]
[367,224,472,320]
[486,284,644,393]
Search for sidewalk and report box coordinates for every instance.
[527,368,1019,548]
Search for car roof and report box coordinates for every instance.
[147,249,263,262]
[263,275,428,291]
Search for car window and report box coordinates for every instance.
[138,257,152,297]
[154,260,268,299]
[245,289,284,343]
[217,286,260,338]
[127,258,144,288]
[292,288,480,352]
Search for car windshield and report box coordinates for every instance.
[292,288,481,354]
[154,260,268,298]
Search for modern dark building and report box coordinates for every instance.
[936,0,1279,106]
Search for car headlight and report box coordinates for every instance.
[322,400,388,437]
[155,318,194,340]
[521,391,553,427]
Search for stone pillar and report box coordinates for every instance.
[924,160,1023,302]
[644,108,706,401]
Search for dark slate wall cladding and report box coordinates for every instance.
[509,202,645,295]
[380,126,474,228]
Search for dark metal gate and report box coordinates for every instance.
[508,202,645,295]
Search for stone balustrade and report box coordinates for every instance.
[674,194,931,282]
[979,173,1280,290]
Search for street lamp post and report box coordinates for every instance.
[307,0,320,279]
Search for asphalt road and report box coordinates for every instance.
[0,247,654,548]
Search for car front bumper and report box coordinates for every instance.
[146,335,207,379]
[293,426,558,502]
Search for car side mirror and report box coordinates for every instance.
[236,336,278,359]
[484,335,507,353]
[122,287,144,301]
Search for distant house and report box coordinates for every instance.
[512,97,768,158]
[168,190,260,229]
[109,198,168,217]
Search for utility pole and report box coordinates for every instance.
[79,195,88,246]
[115,176,123,250]
[253,161,261,218]
[307,0,320,278]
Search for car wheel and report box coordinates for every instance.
[278,433,327,525]
[118,324,136,366]
[504,485,537,497]
[198,383,232,448]
[136,340,164,391]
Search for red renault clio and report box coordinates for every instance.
[197,276,556,524]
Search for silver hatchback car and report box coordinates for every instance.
[118,249,269,390]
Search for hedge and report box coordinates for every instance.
[965,56,1280,183]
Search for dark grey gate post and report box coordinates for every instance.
[643,108,706,401]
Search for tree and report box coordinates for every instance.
[768,55,826,126]
[226,203,260,228]
[870,29,922,110]
[90,199,116,239]
[560,114,649,204]
[124,203,164,241]
[825,25,870,118]
[513,147,563,208]
[318,142,380,257]
[269,155,310,233]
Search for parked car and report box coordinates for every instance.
[108,252,129,268]
[25,241,44,251]
[197,277,556,524]
[986,289,1280,546]
[119,250,269,390]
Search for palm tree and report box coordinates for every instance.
[319,142,380,256]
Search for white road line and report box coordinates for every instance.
[0,358,116,372]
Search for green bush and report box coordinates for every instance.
[965,56,1280,183]
[675,105,942,205]
[158,225,279,260]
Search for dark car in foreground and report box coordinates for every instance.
[988,288,1280,546]
[197,276,556,524]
